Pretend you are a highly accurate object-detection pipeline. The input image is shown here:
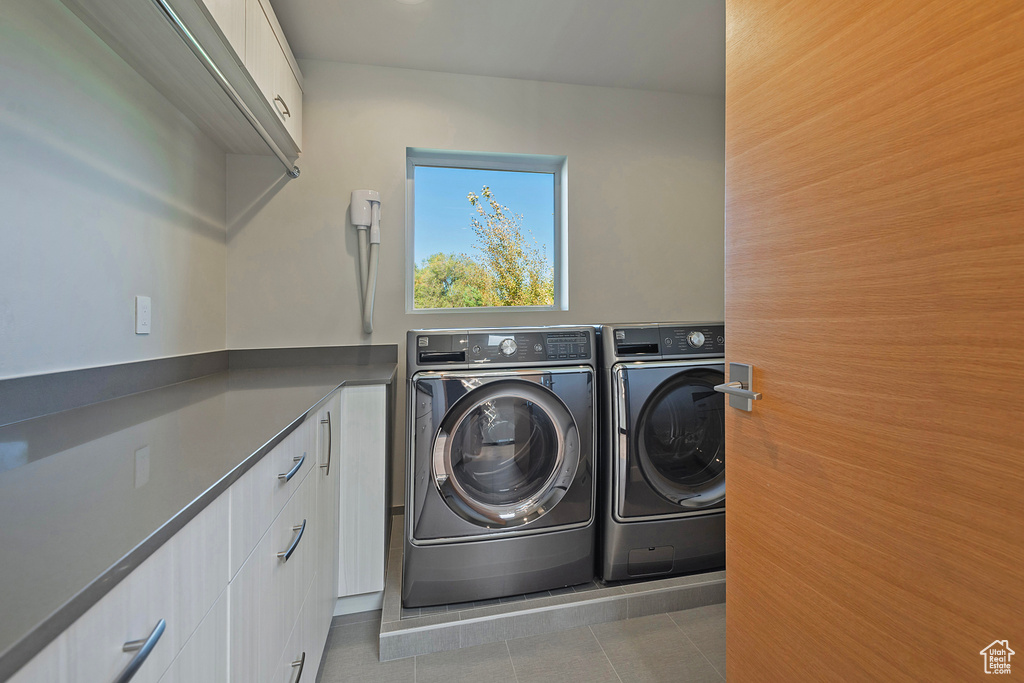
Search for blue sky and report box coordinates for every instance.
[413,166,555,266]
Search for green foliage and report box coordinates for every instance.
[413,252,490,309]
[468,186,554,307]
[413,186,554,309]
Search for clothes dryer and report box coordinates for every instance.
[599,323,725,581]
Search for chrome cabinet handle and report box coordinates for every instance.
[274,95,291,118]
[278,454,305,482]
[714,362,762,412]
[277,519,306,561]
[320,412,332,476]
[114,619,166,683]
[713,381,762,401]
[290,652,306,683]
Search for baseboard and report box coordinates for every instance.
[334,591,384,617]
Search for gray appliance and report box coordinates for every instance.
[599,322,726,581]
[403,327,597,607]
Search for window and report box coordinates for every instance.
[406,148,567,312]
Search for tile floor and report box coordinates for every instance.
[316,603,726,683]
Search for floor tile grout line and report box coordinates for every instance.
[667,611,726,681]
[505,639,521,683]
[688,631,726,682]
[589,625,625,683]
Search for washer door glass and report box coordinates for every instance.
[433,380,579,528]
[636,368,725,507]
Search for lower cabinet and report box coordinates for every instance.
[338,384,388,598]
[226,385,352,683]
[265,577,318,683]
[8,491,230,683]
[314,392,341,648]
[257,467,317,680]
[158,590,229,683]
[7,382,389,683]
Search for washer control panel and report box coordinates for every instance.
[468,330,591,362]
[543,330,591,361]
[414,328,593,366]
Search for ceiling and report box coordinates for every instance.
[269,0,725,97]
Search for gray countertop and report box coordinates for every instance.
[0,362,395,678]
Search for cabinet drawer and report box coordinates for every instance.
[65,494,228,683]
[157,589,228,683]
[258,468,317,682]
[266,578,315,683]
[229,419,314,579]
[230,466,317,683]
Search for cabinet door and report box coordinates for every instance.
[244,0,302,149]
[6,633,68,683]
[200,0,245,61]
[338,385,387,596]
[157,589,229,683]
[272,51,302,149]
[243,0,276,101]
[66,494,228,683]
[314,393,341,645]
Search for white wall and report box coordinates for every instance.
[226,61,725,499]
[0,0,227,379]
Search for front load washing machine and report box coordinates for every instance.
[599,322,726,581]
[403,327,596,607]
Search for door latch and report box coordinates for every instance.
[714,363,762,412]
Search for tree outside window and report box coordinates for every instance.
[408,151,566,312]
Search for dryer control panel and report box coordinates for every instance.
[659,323,725,358]
[609,323,724,361]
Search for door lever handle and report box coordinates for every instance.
[714,363,761,411]
[714,381,761,401]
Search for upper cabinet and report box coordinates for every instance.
[200,0,245,61]
[245,0,302,148]
[60,0,303,159]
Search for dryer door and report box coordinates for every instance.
[432,378,581,528]
[615,362,725,519]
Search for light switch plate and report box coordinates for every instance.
[135,296,151,334]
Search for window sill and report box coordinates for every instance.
[407,304,567,314]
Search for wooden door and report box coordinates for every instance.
[724,1,1024,680]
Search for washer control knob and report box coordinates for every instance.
[499,338,518,356]
[686,331,706,348]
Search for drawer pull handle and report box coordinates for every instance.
[277,519,306,562]
[320,411,332,476]
[279,454,306,482]
[114,619,165,683]
[290,651,306,683]
[274,95,291,118]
